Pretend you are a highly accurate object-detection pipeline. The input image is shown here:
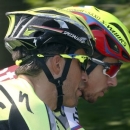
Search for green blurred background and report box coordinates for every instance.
[0,0,130,129]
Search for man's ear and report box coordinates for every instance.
[51,55,64,75]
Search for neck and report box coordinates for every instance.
[18,72,57,110]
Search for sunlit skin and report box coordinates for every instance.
[19,49,88,110]
[83,57,118,103]
[63,49,88,107]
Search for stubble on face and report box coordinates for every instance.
[82,57,119,103]
[62,71,84,107]
[62,49,87,107]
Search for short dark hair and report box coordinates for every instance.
[12,42,77,76]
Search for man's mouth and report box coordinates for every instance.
[77,88,83,97]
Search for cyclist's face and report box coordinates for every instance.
[82,57,118,103]
[62,49,88,107]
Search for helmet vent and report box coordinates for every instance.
[90,25,102,30]
[122,51,130,60]
[13,15,32,37]
[110,22,129,44]
[43,20,60,28]
[105,35,119,53]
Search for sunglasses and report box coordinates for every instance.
[37,54,89,71]
[90,58,123,78]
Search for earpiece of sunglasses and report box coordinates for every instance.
[59,54,89,71]
[90,58,123,78]
[37,54,89,71]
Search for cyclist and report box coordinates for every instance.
[0,7,95,129]
[63,6,130,129]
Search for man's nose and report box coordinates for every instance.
[107,76,117,87]
[81,71,88,82]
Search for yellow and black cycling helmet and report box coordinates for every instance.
[4,7,96,111]
[5,7,95,56]
[64,6,130,62]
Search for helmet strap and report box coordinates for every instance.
[86,55,105,75]
[37,56,72,111]
[54,59,72,112]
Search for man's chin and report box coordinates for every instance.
[63,101,78,108]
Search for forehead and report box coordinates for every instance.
[103,57,119,63]
[74,49,86,55]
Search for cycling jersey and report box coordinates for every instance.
[0,78,70,130]
[64,107,84,130]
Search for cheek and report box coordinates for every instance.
[63,60,83,93]
[86,67,107,92]
[69,60,82,79]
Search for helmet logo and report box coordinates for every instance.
[85,12,127,47]
[107,24,126,46]
[63,31,87,43]
[29,25,87,44]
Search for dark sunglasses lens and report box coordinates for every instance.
[80,59,88,71]
[106,64,121,77]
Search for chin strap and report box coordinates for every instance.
[86,55,105,75]
[37,56,72,111]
